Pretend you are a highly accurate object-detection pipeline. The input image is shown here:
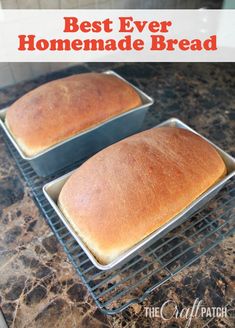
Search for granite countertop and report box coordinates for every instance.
[0,63,234,328]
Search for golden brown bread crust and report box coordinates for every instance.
[58,127,226,264]
[5,73,142,156]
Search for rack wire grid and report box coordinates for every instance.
[1,130,235,315]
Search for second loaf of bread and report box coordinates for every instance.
[58,127,226,265]
[5,73,142,156]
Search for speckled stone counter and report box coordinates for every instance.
[0,63,234,328]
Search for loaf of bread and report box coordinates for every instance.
[58,127,226,264]
[5,73,142,156]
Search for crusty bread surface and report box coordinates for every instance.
[58,127,226,264]
[5,73,142,156]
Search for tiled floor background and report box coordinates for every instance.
[0,63,79,89]
[0,0,222,10]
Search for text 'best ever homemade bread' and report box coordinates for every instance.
[5,73,142,156]
[58,127,226,265]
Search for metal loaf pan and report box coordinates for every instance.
[43,118,235,271]
[0,70,154,177]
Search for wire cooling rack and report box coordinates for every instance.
[1,131,235,315]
